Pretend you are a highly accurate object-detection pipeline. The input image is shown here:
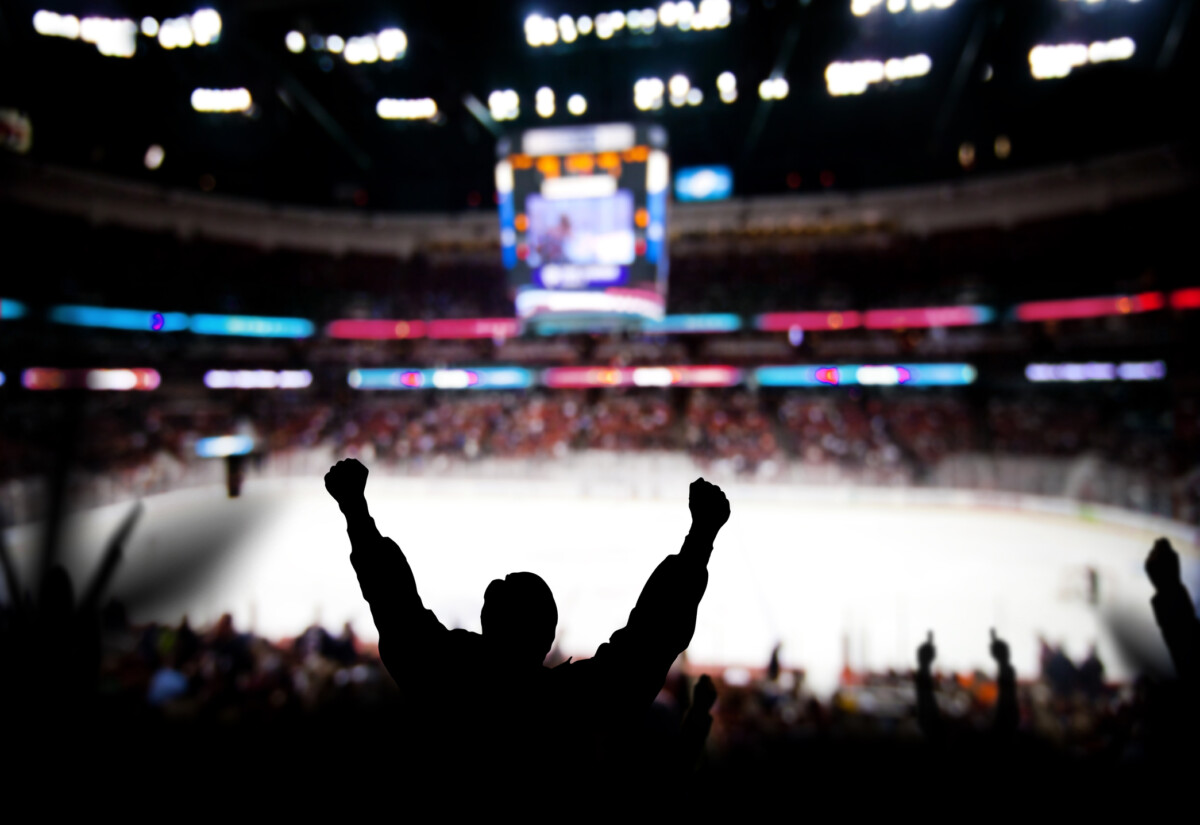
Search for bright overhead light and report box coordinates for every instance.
[158,16,193,49]
[558,15,577,42]
[577,16,594,34]
[675,1,695,29]
[686,87,703,105]
[33,11,81,39]
[376,98,438,120]
[884,53,932,80]
[80,16,138,57]
[660,2,680,26]
[717,71,736,92]
[140,17,159,37]
[285,30,305,53]
[758,76,789,100]
[326,34,345,53]
[489,89,520,120]
[144,144,165,170]
[634,77,665,110]
[191,87,253,113]
[669,74,690,97]
[826,55,929,95]
[567,93,587,115]
[190,8,221,46]
[536,86,555,118]
[344,35,379,64]
[377,28,407,60]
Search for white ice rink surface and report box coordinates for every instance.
[6,476,1195,694]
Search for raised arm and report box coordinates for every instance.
[325,459,448,680]
[591,478,730,706]
[1145,538,1200,686]
[915,631,941,740]
[990,628,1018,737]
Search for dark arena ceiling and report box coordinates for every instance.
[0,0,1195,211]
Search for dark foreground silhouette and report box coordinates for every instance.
[325,457,730,787]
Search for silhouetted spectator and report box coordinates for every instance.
[324,457,731,785]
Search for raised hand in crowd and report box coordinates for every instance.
[1145,538,1199,687]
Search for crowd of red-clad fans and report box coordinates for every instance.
[1,387,1195,522]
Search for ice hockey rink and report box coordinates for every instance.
[6,473,1196,695]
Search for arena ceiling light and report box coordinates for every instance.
[376,98,438,120]
[825,54,931,96]
[191,88,253,113]
[668,74,691,106]
[717,71,737,103]
[536,87,556,118]
[489,89,521,120]
[33,11,137,57]
[758,77,789,101]
[1029,38,1135,80]
[144,144,165,170]
[851,0,955,16]
[293,27,407,63]
[567,93,587,116]
[527,2,729,47]
[156,9,221,50]
[634,77,665,110]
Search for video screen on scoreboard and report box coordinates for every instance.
[496,123,669,329]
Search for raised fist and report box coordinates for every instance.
[1145,537,1181,592]
[689,478,730,534]
[989,628,1010,667]
[692,674,718,713]
[917,631,936,670]
[325,458,368,509]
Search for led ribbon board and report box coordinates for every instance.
[540,365,742,388]
[204,370,313,389]
[347,367,534,390]
[1025,361,1166,382]
[189,314,314,337]
[22,368,161,390]
[641,313,741,333]
[753,363,977,387]
[50,305,190,331]
[1015,293,1163,321]
[1,298,28,319]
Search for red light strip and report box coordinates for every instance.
[326,319,427,339]
[1171,288,1200,310]
[755,311,862,332]
[1016,292,1164,322]
[864,306,990,329]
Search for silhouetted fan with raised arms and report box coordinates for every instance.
[324,457,730,787]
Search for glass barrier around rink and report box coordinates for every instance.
[1,445,1192,538]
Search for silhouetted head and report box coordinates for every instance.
[481,572,557,667]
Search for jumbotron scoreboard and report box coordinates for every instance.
[496,123,669,330]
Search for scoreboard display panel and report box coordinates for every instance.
[496,123,669,330]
